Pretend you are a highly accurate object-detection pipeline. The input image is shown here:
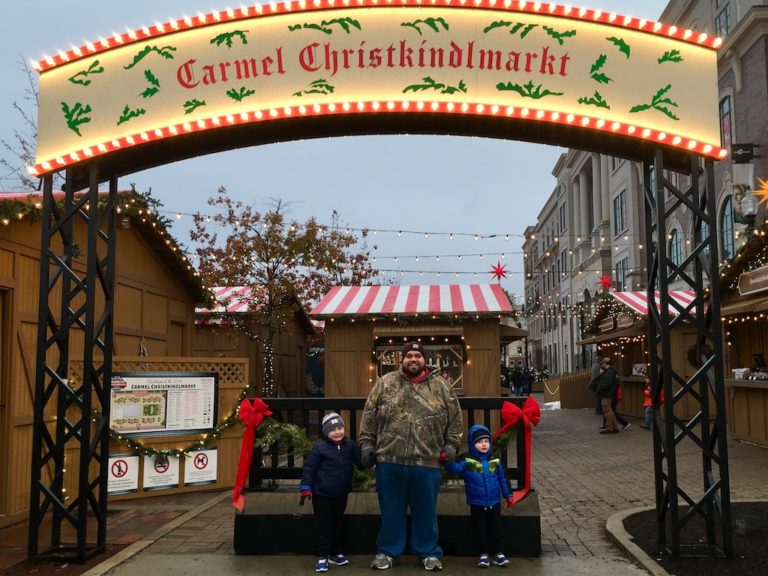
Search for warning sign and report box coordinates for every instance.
[108,454,139,494]
[142,455,180,490]
[184,448,217,486]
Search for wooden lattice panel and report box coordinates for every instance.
[70,356,248,388]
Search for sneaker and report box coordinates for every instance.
[599,429,619,434]
[315,558,329,573]
[371,553,394,570]
[329,554,349,566]
[640,424,651,430]
[493,553,510,567]
[477,554,490,568]
[422,556,443,571]
[622,422,632,431]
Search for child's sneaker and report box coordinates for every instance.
[329,554,349,566]
[315,557,329,572]
[493,553,510,567]
[477,554,490,568]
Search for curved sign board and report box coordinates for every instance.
[33,1,724,180]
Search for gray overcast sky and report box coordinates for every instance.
[0,1,669,297]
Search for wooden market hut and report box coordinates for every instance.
[0,190,219,528]
[310,284,526,398]
[577,290,702,419]
[718,232,768,447]
[193,286,317,396]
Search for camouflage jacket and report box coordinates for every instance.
[358,368,463,468]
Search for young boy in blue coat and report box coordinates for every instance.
[444,424,513,568]
[300,412,361,572]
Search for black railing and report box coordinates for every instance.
[249,396,527,490]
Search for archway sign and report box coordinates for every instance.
[33,1,725,181]
[29,0,731,565]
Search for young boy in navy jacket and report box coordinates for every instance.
[444,424,514,568]
[300,412,361,572]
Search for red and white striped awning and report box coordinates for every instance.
[610,290,696,316]
[311,284,513,317]
[196,286,259,319]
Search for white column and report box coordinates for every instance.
[601,155,611,220]
[579,171,590,238]
[571,177,581,243]
[592,155,602,228]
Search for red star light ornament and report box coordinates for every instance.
[599,275,613,290]
[491,261,508,281]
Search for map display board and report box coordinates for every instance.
[110,372,217,435]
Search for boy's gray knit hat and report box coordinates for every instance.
[322,412,344,437]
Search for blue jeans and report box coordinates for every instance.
[375,462,443,559]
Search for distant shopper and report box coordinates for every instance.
[443,425,513,568]
[589,357,619,434]
[641,373,664,429]
[300,412,361,572]
[520,367,534,397]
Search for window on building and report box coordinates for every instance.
[668,229,683,266]
[559,202,567,233]
[719,96,732,151]
[721,195,735,260]
[715,1,731,37]
[615,257,630,292]
[560,249,568,279]
[613,190,627,236]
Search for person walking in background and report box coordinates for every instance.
[609,381,631,431]
[299,412,362,572]
[443,424,513,568]
[641,372,664,429]
[520,367,534,397]
[591,358,603,416]
[359,341,463,572]
[589,357,619,434]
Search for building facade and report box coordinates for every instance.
[523,0,768,377]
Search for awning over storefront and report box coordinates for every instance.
[576,326,646,345]
[610,290,696,316]
[721,297,768,316]
[311,284,513,316]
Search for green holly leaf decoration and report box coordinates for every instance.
[226,86,256,101]
[591,72,613,84]
[590,55,607,74]
[292,78,336,97]
[542,26,576,45]
[117,105,146,125]
[607,37,631,58]
[658,49,683,64]
[60,101,92,136]
[124,45,177,70]
[288,17,361,35]
[577,91,611,109]
[68,60,105,86]
[629,84,680,120]
[400,17,449,36]
[483,20,512,33]
[210,30,249,48]
[183,99,207,114]
[139,70,161,98]
[402,76,467,95]
[485,21,538,38]
[496,80,564,99]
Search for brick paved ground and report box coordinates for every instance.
[142,402,768,559]
[4,400,766,574]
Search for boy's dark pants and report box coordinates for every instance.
[312,494,348,557]
[470,504,503,555]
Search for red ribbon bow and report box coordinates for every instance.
[232,397,272,512]
[493,397,541,506]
